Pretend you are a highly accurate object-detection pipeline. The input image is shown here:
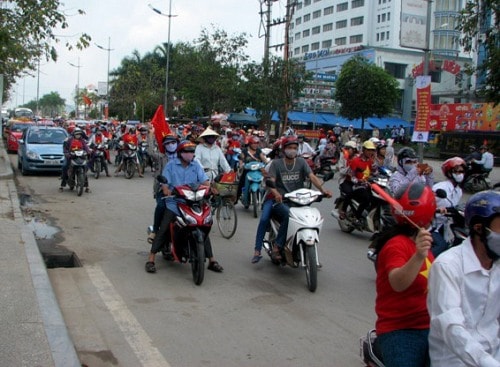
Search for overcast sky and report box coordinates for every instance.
[8,0,288,110]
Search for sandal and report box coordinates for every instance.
[145,261,156,273]
[251,254,263,264]
[272,245,282,261]
[207,261,224,273]
[147,232,156,244]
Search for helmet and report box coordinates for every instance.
[139,126,148,133]
[480,145,488,151]
[72,127,83,137]
[344,141,357,149]
[162,134,178,144]
[129,126,136,133]
[297,134,305,139]
[441,157,466,179]
[362,140,376,150]
[377,139,387,150]
[248,136,260,144]
[468,145,477,151]
[369,137,380,145]
[464,191,500,227]
[177,140,196,153]
[392,182,437,227]
[397,147,417,166]
[281,136,299,148]
[120,121,127,127]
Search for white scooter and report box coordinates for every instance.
[262,173,332,292]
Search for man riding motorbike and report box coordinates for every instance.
[336,140,358,220]
[114,126,143,177]
[88,127,110,177]
[236,135,267,203]
[145,140,223,273]
[60,128,91,192]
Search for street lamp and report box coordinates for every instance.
[68,57,82,118]
[149,2,177,118]
[95,37,114,119]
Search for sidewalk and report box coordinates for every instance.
[0,139,79,367]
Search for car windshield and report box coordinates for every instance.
[11,124,31,132]
[28,130,66,144]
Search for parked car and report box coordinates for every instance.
[5,121,34,153]
[17,126,68,175]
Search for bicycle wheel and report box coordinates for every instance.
[216,199,238,239]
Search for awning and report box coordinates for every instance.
[227,113,258,126]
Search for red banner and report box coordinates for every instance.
[151,105,171,153]
[82,95,92,106]
[415,76,431,132]
[429,103,500,132]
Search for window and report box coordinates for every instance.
[296,17,302,25]
[335,37,347,45]
[303,29,310,37]
[302,45,309,53]
[312,26,321,35]
[376,33,380,41]
[296,2,302,10]
[337,2,348,11]
[295,32,301,40]
[311,42,320,50]
[336,19,347,29]
[351,16,364,26]
[382,13,386,22]
[323,23,333,32]
[304,0,311,6]
[290,23,294,30]
[352,0,364,8]
[377,14,380,23]
[381,32,385,40]
[387,12,390,21]
[386,31,390,40]
[324,6,334,15]
[313,10,321,19]
[322,39,333,48]
[436,0,460,12]
[294,47,300,55]
[350,34,363,43]
[304,13,311,22]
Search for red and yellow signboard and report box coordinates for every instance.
[429,103,500,132]
[415,76,431,132]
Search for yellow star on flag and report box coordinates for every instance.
[419,257,432,280]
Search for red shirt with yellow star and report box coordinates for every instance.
[375,235,434,335]
[349,156,374,181]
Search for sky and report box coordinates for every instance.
[7,0,288,110]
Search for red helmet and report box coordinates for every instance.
[272,138,282,150]
[392,182,436,227]
[248,136,260,144]
[177,140,196,153]
[281,136,299,149]
[441,157,466,179]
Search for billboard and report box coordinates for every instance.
[400,0,428,50]
[429,103,500,132]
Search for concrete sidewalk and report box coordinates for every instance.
[0,139,79,367]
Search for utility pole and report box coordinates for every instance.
[282,0,296,136]
[68,58,82,119]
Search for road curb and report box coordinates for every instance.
[0,139,14,180]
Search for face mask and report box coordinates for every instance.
[452,173,464,183]
[486,228,500,256]
[284,149,297,159]
[403,163,416,173]
[180,152,195,163]
[165,142,177,153]
[204,136,217,145]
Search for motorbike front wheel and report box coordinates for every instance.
[94,160,101,179]
[76,169,85,197]
[337,200,355,233]
[304,245,318,292]
[125,160,135,179]
[251,191,258,218]
[191,238,205,285]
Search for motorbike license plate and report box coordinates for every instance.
[43,159,60,165]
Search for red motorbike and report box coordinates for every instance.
[148,178,213,285]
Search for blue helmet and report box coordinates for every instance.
[464,190,500,226]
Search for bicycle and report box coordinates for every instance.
[212,179,238,239]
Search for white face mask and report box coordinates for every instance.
[284,149,297,159]
[486,228,500,256]
[403,163,417,173]
[452,173,464,183]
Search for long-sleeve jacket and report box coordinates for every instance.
[388,165,434,195]
[194,143,231,181]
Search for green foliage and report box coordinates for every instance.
[20,91,65,117]
[334,56,399,131]
[0,0,90,101]
[458,0,500,104]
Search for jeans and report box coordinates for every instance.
[431,231,448,258]
[254,199,290,252]
[153,195,166,233]
[377,329,429,367]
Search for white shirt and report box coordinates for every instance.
[433,180,463,230]
[194,143,231,181]
[298,141,315,156]
[428,238,500,367]
[476,152,494,170]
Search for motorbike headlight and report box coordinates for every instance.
[26,150,40,160]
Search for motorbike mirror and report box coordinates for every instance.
[322,172,334,182]
[157,175,167,184]
[265,179,276,189]
[435,189,447,199]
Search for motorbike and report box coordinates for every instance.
[302,152,317,189]
[360,329,384,367]
[463,164,492,193]
[67,149,88,197]
[331,167,394,235]
[121,142,138,179]
[434,189,468,248]
[241,161,266,218]
[91,143,109,179]
[147,176,213,285]
[227,147,241,171]
[314,155,338,178]
[138,140,152,173]
[262,174,332,292]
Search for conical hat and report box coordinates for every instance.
[199,127,219,138]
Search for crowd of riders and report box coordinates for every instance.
[53,118,499,366]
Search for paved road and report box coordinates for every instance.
[9,152,499,367]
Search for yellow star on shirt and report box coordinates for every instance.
[419,257,432,280]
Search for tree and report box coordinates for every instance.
[458,0,499,104]
[334,56,399,133]
[0,0,90,101]
[20,91,65,117]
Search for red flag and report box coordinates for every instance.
[151,105,171,153]
[82,95,92,106]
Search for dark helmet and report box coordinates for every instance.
[72,127,83,137]
[397,147,417,166]
[162,134,178,145]
[129,126,136,133]
[464,190,500,227]
[392,182,436,228]
[139,126,148,133]
[177,140,196,153]
[468,145,477,152]
[281,136,299,149]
